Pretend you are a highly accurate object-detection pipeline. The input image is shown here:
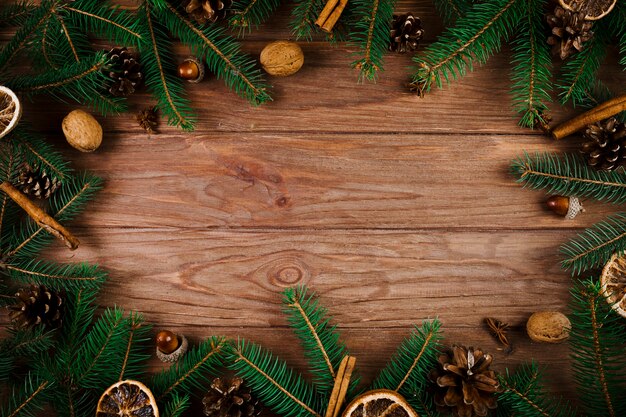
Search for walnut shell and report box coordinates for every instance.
[62,110,103,152]
[526,311,571,343]
[260,41,304,77]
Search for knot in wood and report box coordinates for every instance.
[267,257,310,286]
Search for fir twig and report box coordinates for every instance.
[5,260,107,291]
[161,393,191,417]
[0,1,35,28]
[432,0,473,24]
[229,0,282,33]
[1,373,51,417]
[511,152,626,204]
[290,0,325,40]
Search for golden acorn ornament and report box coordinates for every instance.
[155,330,188,362]
[178,57,205,83]
[546,195,584,219]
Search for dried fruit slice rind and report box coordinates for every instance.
[97,380,159,417]
[600,252,626,318]
[342,390,418,417]
[0,86,21,139]
[559,0,617,20]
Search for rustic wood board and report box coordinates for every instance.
[3,0,625,407]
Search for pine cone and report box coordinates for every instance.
[183,0,232,24]
[105,47,143,96]
[7,285,64,329]
[202,377,261,417]
[15,163,61,199]
[546,5,593,60]
[137,107,158,134]
[389,13,424,53]
[581,117,626,170]
[430,345,499,417]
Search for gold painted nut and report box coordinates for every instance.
[526,311,571,343]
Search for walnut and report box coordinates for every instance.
[260,41,304,77]
[526,311,571,343]
[62,109,103,152]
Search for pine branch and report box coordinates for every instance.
[290,0,325,40]
[229,0,282,33]
[576,80,626,123]
[569,280,626,417]
[282,286,354,396]
[411,0,524,94]
[0,328,54,382]
[432,0,473,24]
[137,1,196,130]
[511,152,626,204]
[4,260,107,291]
[370,320,442,415]
[0,1,35,28]
[157,1,271,106]
[227,339,325,417]
[161,393,191,417]
[497,362,577,417]
[0,373,52,417]
[151,336,226,401]
[61,287,101,349]
[510,0,552,128]
[118,312,152,381]
[349,0,396,81]
[9,125,71,183]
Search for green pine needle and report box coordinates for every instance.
[227,339,325,417]
[117,312,152,381]
[0,328,54,382]
[229,0,282,33]
[0,1,35,28]
[290,0,325,41]
[569,280,626,417]
[349,0,396,82]
[161,393,191,417]
[412,0,524,94]
[9,125,71,183]
[432,0,473,24]
[4,260,107,291]
[510,0,552,129]
[370,320,442,415]
[282,286,356,396]
[0,373,52,417]
[151,336,226,401]
[511,152,626,204]
[497,362,577,417]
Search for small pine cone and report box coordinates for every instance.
[546,5,593,60]
[7,285,64,329]
[183,0,232,24]
[389,13,424,53]
[581,117,626,171]
[137,107,158,134]
[430,345,499,417]
[203,377,261,417]
[105,47,143,96]
[15,163,61,199]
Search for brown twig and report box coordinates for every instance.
[0,182,79,250]
[325,355,357,417]
[551,94,626,140]
[315,0,348,32]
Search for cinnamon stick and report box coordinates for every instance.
[0,181,80,250]
[325,355,357,417]
[315,0,348,33]
[552,94,626,140]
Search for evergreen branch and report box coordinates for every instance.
[5,260,107,291]
[52,11,80,62]
[137,1,196,130]
[498,362,576,417]
[510,0,552,128]
[227,339,324,417]
[432,0,473,24]
[349,0,396,81]
[561,213,626,274]
[511,152,626,204]
[119,313,152,381]
[230,0,282,32]
[61,287,100,355]
[290,0,324,40]
[62,0,142,45]
[158,1,271,106]
[412,0,524,93]
[10,125,71,182]
[0,328,54,382]
[0,1,35,28]
[152,336,226,401]
[569,280,626,417]
[282,287,353,395]
[40,18,55,68]
[1,374,51,417]
[161,393,191,417]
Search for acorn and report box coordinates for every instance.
[546,195,584,219]
[177,57,204,83]
[156,330,188,362]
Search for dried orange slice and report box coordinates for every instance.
[0,86,21,139]
[559,0,617,20]
[600,252,626,319]
[342,389,419,417]
[96,380,159,417]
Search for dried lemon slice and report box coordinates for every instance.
[342,389,419,417]
[97,380,159,417]
[600,253,626,318]
[559,0,617,20]
[0,86,21,139]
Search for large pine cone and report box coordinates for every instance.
[430,345,499,417]
[183,0,231,24]
[203,377,261,417]
[7,285,64,329]
[389,13,424,53]
[581,117,626,170]
[546,5,593,60]
[105,47,143,96]
[15,163,61,199]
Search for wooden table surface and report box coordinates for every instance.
[7,0,626,403]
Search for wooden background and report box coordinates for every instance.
[5,0,626,405]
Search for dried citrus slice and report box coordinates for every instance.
[0,86,21,139]
[97,380,159,417]
[342,389,419,417]
[559,0,617,20]
[600,253,626,318]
